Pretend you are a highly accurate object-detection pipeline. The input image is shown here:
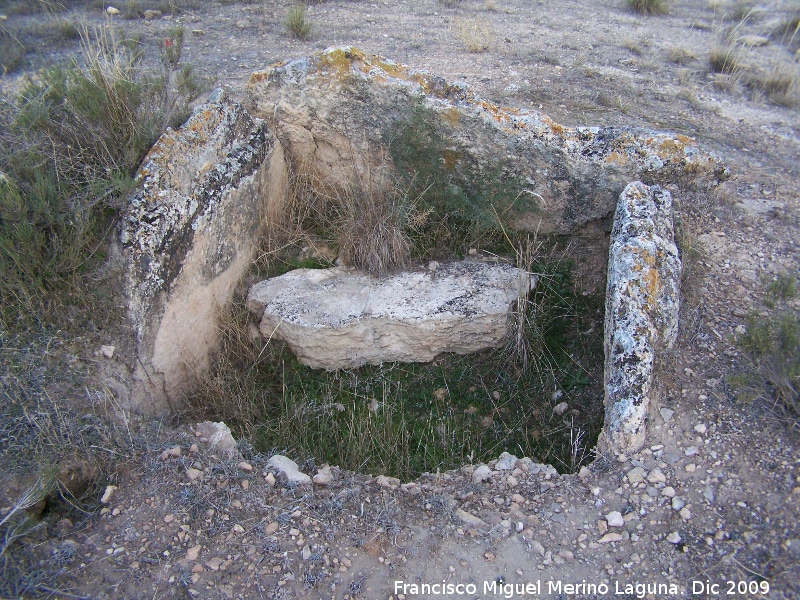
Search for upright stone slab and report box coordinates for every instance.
[246,261,533,370]
[121,91,287,412]
[602,182,681,454]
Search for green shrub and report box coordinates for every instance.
[285,4,312,39]
[626,0,667,14]
[0,25,203,330]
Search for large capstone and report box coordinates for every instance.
[247,47,728,237]
[246,261,533,370]
[601,181,681,454]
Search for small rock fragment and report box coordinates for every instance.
[161,446,182,460]
[106,6,120,15]
[694,423,707,434]
[599,533,623,543]
[238,461,253,472]
[647,468,666,484]
[186,545,202,562]
[264,472,276,485]
[193,421,238,458]
[666,532,682,544]
[265,522,279,534]
[186,468,203,481]
[472,464,493,484]
[266,455,311,485]
[101,485,117,504]
[100,345,115,359]
[659,408,674,423]
[495,452,518,470]
[605,511,625,528]
[456,508,490,530]
[626,466,647,484]
[553,401,569,416]
[313,465,334,485]
[376,474,401,489]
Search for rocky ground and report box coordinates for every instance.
[2,0,800,598]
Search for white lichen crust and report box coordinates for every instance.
[603,181,681,454]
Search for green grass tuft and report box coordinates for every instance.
[285,4,312,39]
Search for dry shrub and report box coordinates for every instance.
[263,164,412,277]
[627,0,667,15]
[709,44,741,73]
[747,62,798,106]
[455,17,493,53]
[336,180,412,276]
[668,46,697,65]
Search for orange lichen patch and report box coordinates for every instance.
[247,70,271,85]
[605,151,629,166]
[675,134,694,145]
[476,99,515,125]
[643,265,660,299]
[545,117,566,135]
[185,109,222,135]
[441,107,460,127]
[442,149,461,171]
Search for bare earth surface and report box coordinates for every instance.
[2,0,800,598]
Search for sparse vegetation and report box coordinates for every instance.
[730,273,799,426]
[0,24,204,331]
[284,3,312,39]
[747,62,798,106]
[668,46,697,65]
[455,17,493,53]
[709,43,741,73]
[626,0,667,15]
[190,240,604,479]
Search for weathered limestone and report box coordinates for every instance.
[247,47,728,236]
[121,90,288,412]
[601,181,681,454]
[121,50,714,460]
[246,261,533,370]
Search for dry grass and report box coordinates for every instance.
[455,17,494,53]
[668,46,697,65]
[263,164,414,277]
[709,42,743,74]
[626,0,667,15]
[746,62,798,106]
[730,273,799,427]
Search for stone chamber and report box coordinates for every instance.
[120,47,728,475]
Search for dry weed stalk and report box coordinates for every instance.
[455,17,494,53]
